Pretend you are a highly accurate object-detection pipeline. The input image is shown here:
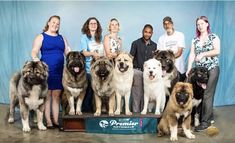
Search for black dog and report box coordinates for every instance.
[186,67,209,126]
[153,50,179,97]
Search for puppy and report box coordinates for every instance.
[158,82,195,141]
[113,52,134,115]
[186,67,209,126]
[8,61,48,132]
[141,59,165,115]
[90,56,115,116]
[62,51,87,116]
[153,50,179,96]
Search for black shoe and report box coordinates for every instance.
[194,123,209,132]
[47,125,55,129]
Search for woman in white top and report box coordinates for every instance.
[103,18,122,58]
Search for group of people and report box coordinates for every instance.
[31,15,220,132]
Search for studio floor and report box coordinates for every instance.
[0,104,235,143]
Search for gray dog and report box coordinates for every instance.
[90,56,115,116]
[8,61,48,132]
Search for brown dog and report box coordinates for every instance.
[158,82,195,141]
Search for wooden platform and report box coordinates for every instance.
[61,113,161,132]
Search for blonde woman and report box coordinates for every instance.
[103,18,122,58]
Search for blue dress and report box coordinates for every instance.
[41,32,65,90]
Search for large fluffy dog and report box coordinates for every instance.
[153,50,179,96]
[186,67,209,126]
[158,82,195,141]
[141,58,165,115]
[113,53,134,115]
[61,51,87,116]
[90,56,115,116]
[8,61,48,132]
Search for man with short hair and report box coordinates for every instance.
[158,16,186,81]
[130,24,157,113]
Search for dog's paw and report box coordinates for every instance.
[22,126,31,132]
[126,111,132,116]
[170,135,178,141]
[76,111,82,115]
[109,112,114,116]
[141,110,147,115]
[155,110,161,115]
[38,123,47,131]
[8,117,14,123]
[186,132,195,139]
[94,111,101,116]
[114,110,120,115]
[69,109,75,115]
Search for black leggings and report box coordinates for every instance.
[201,66,220,124]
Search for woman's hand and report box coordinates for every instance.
[195,53,204,61]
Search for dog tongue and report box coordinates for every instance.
[74,67,80,73]
[201,83,207,89]
[149,76,154,80]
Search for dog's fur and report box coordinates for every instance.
[141,58,165,115]
[158,82,195,141]
[113,53,134,115]
[90,56,115,116]
[61,51,87,116]
[186,67,209,126]
[153,50,179,96]
[8,61,48,132]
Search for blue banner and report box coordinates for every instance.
[85,117,157,134]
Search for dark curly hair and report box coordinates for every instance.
[82,17,102,43]
[43,15,60,34]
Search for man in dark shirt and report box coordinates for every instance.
[130,24,157,113]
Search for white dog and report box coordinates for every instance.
[141,58,165,115]
[113,53,134,115]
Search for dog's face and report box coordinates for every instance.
[153,50,175,76]
[144,59,162,81]
[91,56,113,80]
[172,82,193,106]
[114,53,133,73]
[188,67,209,89]
[22,61,48,85]
[66,51,85,75]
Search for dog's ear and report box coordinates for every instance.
[153,50,160,58]
[128,53,134,60]
[66,51,72,61]
[80,52,86,62]
[186,68,196,82]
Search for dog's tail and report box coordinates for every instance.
[206,125,219,136]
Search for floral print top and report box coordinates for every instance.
[109,36,121,53]
[193,33,219,70]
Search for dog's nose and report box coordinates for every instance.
[120,62,124,67]
[149,71,153,75]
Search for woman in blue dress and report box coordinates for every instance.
[31,15,71,128]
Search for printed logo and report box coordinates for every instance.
[99,120,109,128]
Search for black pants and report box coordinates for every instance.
[201,66,220,125]
[82,73,93,112]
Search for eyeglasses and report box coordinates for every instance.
[89,23,97,25]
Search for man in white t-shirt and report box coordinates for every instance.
[158,16,186,81]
